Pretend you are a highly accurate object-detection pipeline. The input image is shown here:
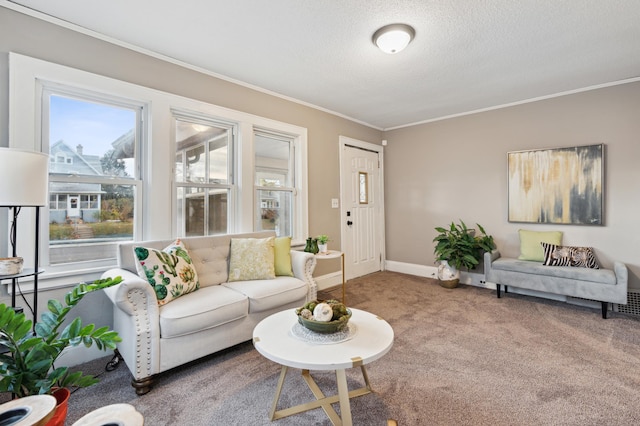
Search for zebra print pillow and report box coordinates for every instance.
[541,243,600,269]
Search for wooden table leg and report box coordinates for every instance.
[336,369,352,426]
[269,365,289,420]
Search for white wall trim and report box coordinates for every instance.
[384,259,493,290]
[384,260,436,279]
[314,271,344,292]
[384,76,640,131]
[56,344,109,368]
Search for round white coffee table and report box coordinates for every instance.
[253,308,394,426]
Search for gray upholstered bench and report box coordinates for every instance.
[484,250,628,318]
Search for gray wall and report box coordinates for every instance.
[383,82,640,289]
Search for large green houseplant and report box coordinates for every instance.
[433,220,495,287]
[0,276,122,398]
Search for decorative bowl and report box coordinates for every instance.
[297,308,352,334]
[0,257,23,276]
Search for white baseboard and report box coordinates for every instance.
[384,260,497,290]
[384,260,437,278]
[56,344,112,368]
[314,271,344,291]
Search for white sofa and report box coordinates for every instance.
[101,231,316,394]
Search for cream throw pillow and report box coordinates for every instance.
[228,237,276,282]
[518,229,563,262]
[134,239,200,305]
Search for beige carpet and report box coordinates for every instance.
[57,271,640,425]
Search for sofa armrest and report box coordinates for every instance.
[102,268,160,318]
[614,261,628,303]
[101,268,161,381]
[290,250,317,301]
[484,249,501,275]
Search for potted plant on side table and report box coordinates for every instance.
[0,276,122,426]
[433,220,494,288]
[316,235,330,253]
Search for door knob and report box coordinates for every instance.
[347,220,353,226]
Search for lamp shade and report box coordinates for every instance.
[0,148,49,207]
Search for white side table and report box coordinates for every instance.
[315,250,345,304]
[253,308,394,426]
[72,403,144,426]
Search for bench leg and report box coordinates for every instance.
[496,284,508,298]
[601,302,608,319]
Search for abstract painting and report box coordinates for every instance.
[508,144,603,225]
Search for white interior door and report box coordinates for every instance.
[339,137,384,279]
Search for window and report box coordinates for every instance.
[254,131,295,237]
[174,114,235,236]
[10,53,308,284]
[44,90,143,265]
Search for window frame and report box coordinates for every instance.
[41,85,145,269]
[172,110,238,236]
[254,129,298,237]
[9,52,308,289]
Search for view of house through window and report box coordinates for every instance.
[255,132,294,237]
[175,116,233,236]
[47,93,140,264]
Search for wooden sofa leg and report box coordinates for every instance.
[496,284,501,298]
[601,302,608,319]
[132,376,154,395]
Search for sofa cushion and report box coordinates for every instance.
[133,239,200,305]
[228,237,276,282]
[274,236,294,277]
[492,258,615,285]
[222,276,307,313]
[518,229,563,262]
[541,243,600,269]
[159,285,248,338]
[186,243,230,288]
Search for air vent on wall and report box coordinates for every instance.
[614,291,640,316]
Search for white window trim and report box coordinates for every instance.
[171,109,238,236]
[42,84,145,270]
[8,52,308,288]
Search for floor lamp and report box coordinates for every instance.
[0,147,49,320]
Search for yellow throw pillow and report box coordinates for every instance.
[274,236,294,276]
[518,229,563,262]
[134,239,200,305]
[228,237,276,282]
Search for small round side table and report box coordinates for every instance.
[71,403,144,426]
[0,394,57,426]
[315,250,345,304]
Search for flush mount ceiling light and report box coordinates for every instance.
[372,23,415,54]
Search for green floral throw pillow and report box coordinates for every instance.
[228,237,276,282]
[134,239,200,305]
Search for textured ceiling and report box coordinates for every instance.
[6,0,640,129]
